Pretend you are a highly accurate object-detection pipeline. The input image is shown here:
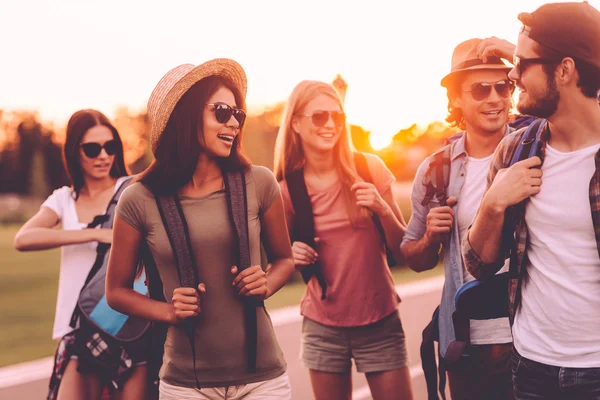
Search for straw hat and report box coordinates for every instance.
[147,58,247,153]
[441,38,511,87]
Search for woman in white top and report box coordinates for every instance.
[14,109,149,400]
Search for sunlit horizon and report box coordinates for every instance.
[1,0,564,148]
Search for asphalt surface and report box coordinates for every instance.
[0,277,445,400]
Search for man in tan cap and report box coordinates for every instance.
[401,37,516,399]
[464,2,600,398]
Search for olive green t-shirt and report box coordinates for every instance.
[116,165,286,388]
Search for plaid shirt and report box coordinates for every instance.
[462,122,600,323]
[48,330,137,400]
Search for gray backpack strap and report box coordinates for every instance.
[224,171,251,273]
[69,176,136,328]
[155,194,202,388]
[156,196,199,289]
[224,170,260,373]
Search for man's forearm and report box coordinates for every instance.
[401,237,440,272]
[464,198,507,279]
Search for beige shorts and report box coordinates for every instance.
[158,372,291,400]
[301,311,409,374]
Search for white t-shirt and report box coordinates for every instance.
[514,143,600,367]
[457,155,512,345]
[41,177,129,340]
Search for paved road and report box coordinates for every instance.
[0,277,444,400]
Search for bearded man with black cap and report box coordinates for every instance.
[464,2,600,398]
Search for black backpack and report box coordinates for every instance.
[285,152,396,300]
[146,169,261,391]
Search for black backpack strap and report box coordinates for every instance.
[421,306,447,400]
[69,176,135,329]
[223,170,260,373]
[155,194,202,389]
[353,152,397,266]
[139,239,165,397]
[285,168,328,300]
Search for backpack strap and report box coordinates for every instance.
[420,306,447,400]
[353,152,397,266]
[509,115,537,131]
[69,176,135,329]
[84,176,135,285]
[285,168,328,300]
[155,194,202,388]
[353,151,373,182]
[508,118,545,167]
[421,145,453,207]
[140,238,167,389]
[223,170,261,373]
[155,169,259,385]
[505,118,546,279]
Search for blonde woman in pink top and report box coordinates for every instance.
[274,81,413,400]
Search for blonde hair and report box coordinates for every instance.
[274,80,363,222]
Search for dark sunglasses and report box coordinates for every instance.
[513,56,563,78]
[463,79,515,101]
[80,140,118,158]
[207,102,246,127]
[299,110,346,128]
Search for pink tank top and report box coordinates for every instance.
[280,153,400,327]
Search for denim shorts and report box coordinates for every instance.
[300,311,408,374]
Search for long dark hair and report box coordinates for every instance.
[63,109,128,199]
[139,76,251,195]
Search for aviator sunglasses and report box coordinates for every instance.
[298,110,346,128]
[207,102,247,127]
[463,79,515,101]
[80,139,118,158]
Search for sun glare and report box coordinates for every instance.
[369,130,394,151]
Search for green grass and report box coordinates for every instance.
[0,225,61,366]
[0,182,425,367]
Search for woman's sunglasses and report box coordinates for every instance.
[299,110,346,128]
[80,140,118,158]
[463,79,515,101]
[207,102,246,127]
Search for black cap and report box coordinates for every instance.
[518,1,600,69]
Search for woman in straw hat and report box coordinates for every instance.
[274,81,413,400]
[104,59,294,399]
[14,109,150,400]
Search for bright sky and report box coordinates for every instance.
[1,0,576,148]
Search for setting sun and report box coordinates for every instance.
[0,0,552,132]
[367,129,394,151]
